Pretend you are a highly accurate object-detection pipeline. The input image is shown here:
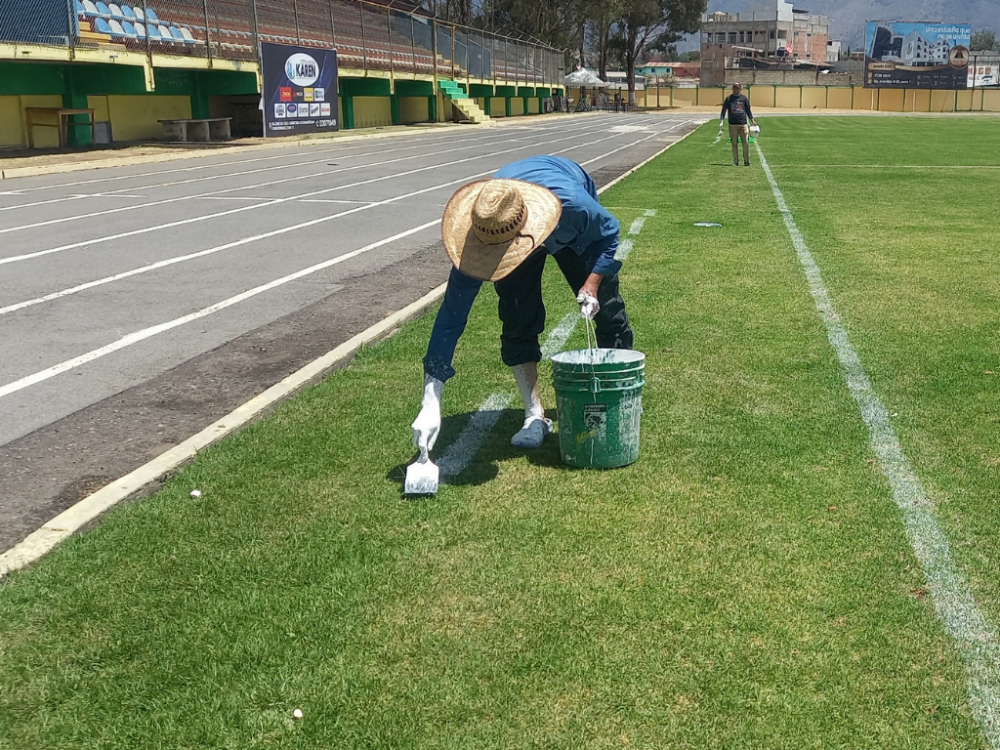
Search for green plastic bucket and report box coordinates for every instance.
[551,349,645,469]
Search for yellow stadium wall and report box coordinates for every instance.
[353,96,392,128]
[642,85,998,113]
[0,95,64,148]
[527,98,540,114]
[105,95,191,141]
[399,96,428,124]
[510,98,524,116]
[490,97,506,116]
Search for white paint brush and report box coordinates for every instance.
[404,446,439,495]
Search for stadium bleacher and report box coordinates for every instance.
[68,0,548,80]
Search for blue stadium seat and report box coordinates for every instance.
[146,22,161,39]
[169,26,183,41]
[74,0,85,15]
[121,5,135,19]
[122,20,138,36]
[95,2,112,16]
[94,17,113,33]
[145,8,159,22]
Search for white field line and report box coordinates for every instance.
[0,118,644,266]
[756,140,1000,750]
[437,312,579,478]
[0,122,675,316]
[0,123,675,390]
[617,209,657,262]
[0,123,594,235]
[0,282,450,580]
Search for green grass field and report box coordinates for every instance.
[1,116,998,749]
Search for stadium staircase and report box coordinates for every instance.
[438,80,490,124]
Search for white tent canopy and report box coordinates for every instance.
[564,68,607,87]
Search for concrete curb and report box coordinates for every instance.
[0,121,692,580]
[0,283,447,579]
[0,113,592,181]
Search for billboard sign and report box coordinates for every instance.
[969,60,999,87]
[261,42,339,136]
[864,21,971,89]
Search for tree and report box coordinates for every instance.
[680,50,700,62]
[608,0,706,105]
[971,29,998,51]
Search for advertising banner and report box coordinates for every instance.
[261,42,339,136]
[864,21,971,89]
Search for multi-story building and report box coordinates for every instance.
[700,0,830,85]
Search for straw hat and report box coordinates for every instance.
[441,179,562,282]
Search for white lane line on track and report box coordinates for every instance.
[0,125,586,235]
[0,122,671,317]
[0,117,652,258]
[0,121,676,317]
[2,115,618,198]
[757,140,1000,750]
[437,312,579,478]
[0,122,679,393]
[0,124,530,197]
[0,220,441,400]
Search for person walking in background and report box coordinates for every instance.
[720,82,757,167]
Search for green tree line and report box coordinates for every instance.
[419,0,708,103]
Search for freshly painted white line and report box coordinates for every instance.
[0,282,450,579]
[756,140,1000,750]
[0,220,441,399]
[614,238,635,262]
[0,122,675,313]
[0,118,634,264]
[436,393,515,478]
[644,209,657,217]
[437,312,579,478]
[628,217,647,235]
[0,194,87,213]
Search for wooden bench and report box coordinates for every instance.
[158,117,232,142]
[25,108,97,149]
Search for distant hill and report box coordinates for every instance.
[704,0,1000,49]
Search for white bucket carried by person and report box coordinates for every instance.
[749,123,761,143]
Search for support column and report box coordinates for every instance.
[428,94,437,122]
[505,97,512,117]
[342,93,355,129]
[64,67,92,147]
[390,94,402,125]
[189,73,210,120]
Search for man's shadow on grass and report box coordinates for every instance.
[386,407,565,497]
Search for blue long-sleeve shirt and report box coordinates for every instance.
[423,156,621,382]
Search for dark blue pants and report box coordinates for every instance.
[494,248,633,368]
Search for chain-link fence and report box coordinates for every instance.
[2,0,565,85]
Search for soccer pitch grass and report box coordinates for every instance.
[1,116,998,749]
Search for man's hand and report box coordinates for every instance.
[412,376,444,455]
[719,119,725,130]
[576,291,599,320]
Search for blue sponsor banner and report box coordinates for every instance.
[261,42,339,136]
[864,21,971,89]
